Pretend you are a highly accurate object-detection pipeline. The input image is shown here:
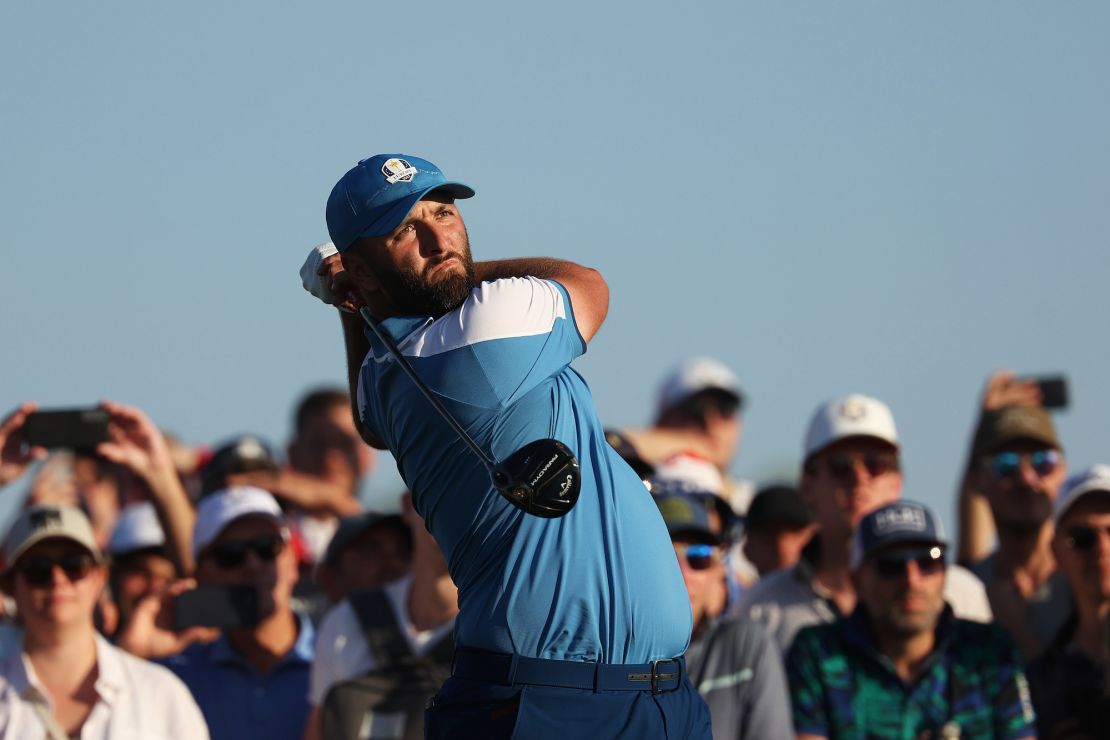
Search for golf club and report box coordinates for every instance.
[358,307,581,518]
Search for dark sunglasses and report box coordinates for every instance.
[870,546,945,579]
[986,450,1060,480]
[207,533,284,570]
[16,552,97,587]
[677,543,717,571]
[1064,525,1110,553]
[822,452,900,482]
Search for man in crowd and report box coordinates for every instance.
[0,414,207,739]
[742,484,816,579]
[959,371,1071,659]
[103,501,176,638]
[735,394,990,651]
[228,388,372,564]
[306,494,456,740]
[786,501,1036,739]
[654,489,793,740]
[609,356,750,511]
[159,486,314,740]
[1028,465,1110,738]
[303,153,710,737]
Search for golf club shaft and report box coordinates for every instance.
[357,307,499,473]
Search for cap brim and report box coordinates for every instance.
[7,534,103,572]
[351,182,475,244]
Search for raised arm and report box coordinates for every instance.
[474,258,610,342]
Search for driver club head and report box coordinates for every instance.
[492,439,581,518]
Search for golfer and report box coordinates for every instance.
[301,153,710,739]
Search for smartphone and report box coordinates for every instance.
[174,585,261,631]
[23,408,110,450]
[1026,375,1069,410]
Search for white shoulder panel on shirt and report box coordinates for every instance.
[405,277,567,358]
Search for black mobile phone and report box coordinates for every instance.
[1027,375,1069,409]
[174,585,261,631]
[23,408,110,450]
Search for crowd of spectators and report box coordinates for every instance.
[0,360,1104,738]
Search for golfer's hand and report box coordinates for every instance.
[0,402,47,487]
[300,242,361,313]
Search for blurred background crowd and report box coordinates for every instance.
[0,359,1105,739]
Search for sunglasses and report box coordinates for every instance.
[821,452,900,483]
[207,533,285,570]
[676,543,718,571]
[1064,525,1110,553]
[870,546,945,579]
[985,450,1060,480]
[16,552,97,587]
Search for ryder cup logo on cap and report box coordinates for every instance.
[804,393,899,458]
[852,500,947,569]
[326,153,475,254]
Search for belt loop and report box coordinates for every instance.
[507,652,520,685]
[449,649,459,677]
[591,659,600,694]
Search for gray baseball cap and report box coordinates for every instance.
[4,505,103,570]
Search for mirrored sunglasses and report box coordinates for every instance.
[677,543,717,571]
[987,450,1060,479]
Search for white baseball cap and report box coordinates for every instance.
[651,453,725,496]
[804,394,899,458]
[107,502,166,556]
[193,486,284,557]
[4,505,103,569]
[1054,464,1110,525]
[657,357,743,415]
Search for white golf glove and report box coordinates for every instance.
[300,241,352,311]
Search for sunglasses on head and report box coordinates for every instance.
[207,533,285,570]
[676,543,717,571]
[821,451,900,482]
[16,552,97,587]
[985,450,1060,480]
[1064,524,1110,553]
[870,546,945,579]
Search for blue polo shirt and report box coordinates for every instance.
[356,277,690,664]
[160,614,314,740]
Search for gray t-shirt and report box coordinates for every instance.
[733,549,992,653]
[969,552,1073,659]
[686,616,793,740]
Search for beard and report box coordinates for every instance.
[872,589,944,638]
[371,232,478,317]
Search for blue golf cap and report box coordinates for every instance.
[326,154,475,253]
[851,500,947,569]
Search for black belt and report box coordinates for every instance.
[451,649,684,694]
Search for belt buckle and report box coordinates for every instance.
[650,659,676,695]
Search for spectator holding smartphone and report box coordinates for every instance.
[958,371,1072,659]
[0,504,208,738]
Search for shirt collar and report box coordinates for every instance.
[363,316,434,362]
[10,633,123,707]
[209,612,315,670]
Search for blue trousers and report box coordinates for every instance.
[424,674,712,739]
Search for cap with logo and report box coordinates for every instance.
[656,357,744,417]
[653,490,721,545]
[326,154,475,253]
[4,505,103,570]
[107,502,166,556]
[804,393,899,459]
[851,500,947,569]
[200,435,281,497]
[972,406,1061,458]
[1054,464,1110,525]
[193,486,284,558]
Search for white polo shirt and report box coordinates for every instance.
[309,574,455,706]
[0,633,209,740]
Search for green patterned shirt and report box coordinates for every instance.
[785,606,1036,739]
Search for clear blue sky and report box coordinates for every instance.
[3,2,1108,531]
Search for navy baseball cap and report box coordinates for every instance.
[851,500,947,569]
[654,491,721,545]
[326,154,475,253]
